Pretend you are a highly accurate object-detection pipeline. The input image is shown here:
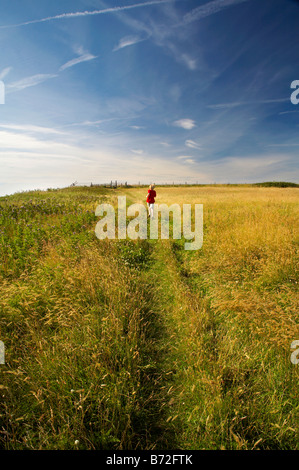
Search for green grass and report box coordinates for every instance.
[0,184,298,449]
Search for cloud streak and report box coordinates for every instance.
[0,67,12,80]
[131,148,144,155]
[113,35,146,51]
[176,155,195,164]
[7,73,58,92]
[7,46,97,93]
[207,98,290,109]
[185,139,201,149]
[60,53,97,71]
[0,123,65,135]
[182,0,251,25]
[0,0,179,29]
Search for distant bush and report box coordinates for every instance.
[253,181,299,188]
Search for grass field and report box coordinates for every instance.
[0,184,298,450]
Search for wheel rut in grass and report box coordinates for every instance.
[126,237,209,449]
[116,239,181,449]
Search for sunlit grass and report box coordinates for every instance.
[0,184,298,449]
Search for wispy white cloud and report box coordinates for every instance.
[207,101,246,109]
[59,52,97,71]
[162,40,197,70]
[181,54,197,71]
[7,73,58,92]
[131,148,144,155]
[219,154,286,171]
[185,139,201,149]
[190,153,297,184]
[182,0,251,25]
[113,35,146,52]
[173,119,196,130]
[0,67,12,80]
[266,143,299,147]
[78,119,120,126]
[176,155,195,164]
[6,46,96,93]
[207,98,290,109]
[0,130,69,152]
[99,0,250,73]
[0,123,65,135]
[279,110,299,115]
[0,0,177,28]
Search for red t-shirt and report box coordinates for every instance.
[147,189,156,204]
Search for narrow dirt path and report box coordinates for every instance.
[116,188,219,449]
[130,234,214,449]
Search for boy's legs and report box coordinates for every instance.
[149,203,154,219]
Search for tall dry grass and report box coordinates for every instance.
[0,184,298,449]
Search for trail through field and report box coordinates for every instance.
[120,238,203,449]
[122,190,216,449]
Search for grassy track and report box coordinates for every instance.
[0,185,298,449]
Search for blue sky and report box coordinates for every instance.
[0,0,299,195]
